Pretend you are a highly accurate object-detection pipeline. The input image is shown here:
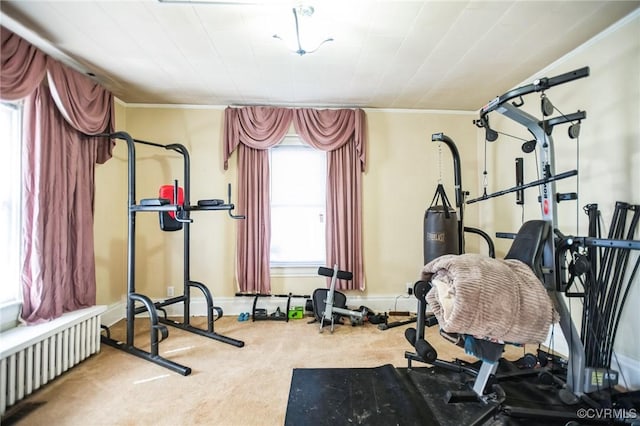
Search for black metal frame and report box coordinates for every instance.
[431,132,495,257]
[100,131,244,376]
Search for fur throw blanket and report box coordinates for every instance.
[423,253,558,344]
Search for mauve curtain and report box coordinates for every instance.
[0,27,47,100]
[224,106,293,293]
[1,27,114,323]
[293,108,366,290]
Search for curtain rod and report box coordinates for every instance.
[228,104,363,110]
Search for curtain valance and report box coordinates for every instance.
[223,106,293,168]
[47,60,114,162]
[223,106,366,171]
[293,108,366,171]
[1,27,114,158]
[0,27,48,100]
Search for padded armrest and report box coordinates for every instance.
[198,199,224,207]
[140,198,170,206]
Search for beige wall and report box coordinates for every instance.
[94,106,478,302]
[361,110,480,295]
[94,102,127,305]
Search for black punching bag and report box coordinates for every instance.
[423,184,460,265]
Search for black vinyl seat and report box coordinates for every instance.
[311,288,347,325]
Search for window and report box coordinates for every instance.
[270,136,326,267]
[0,102,22,316]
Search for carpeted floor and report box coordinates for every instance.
[3,314,531,426]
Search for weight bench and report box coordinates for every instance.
[405,220,552,403]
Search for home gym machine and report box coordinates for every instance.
[405,66,640,424]
[99,131,245,376]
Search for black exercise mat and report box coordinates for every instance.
[285,362,626,426]
[285,364,438,426]
[397,366,500,426]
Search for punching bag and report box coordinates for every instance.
[423,183,459,265]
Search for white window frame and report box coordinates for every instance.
[269,135,326,275]
[0,101,23,332]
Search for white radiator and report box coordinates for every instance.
[0,306,105,417]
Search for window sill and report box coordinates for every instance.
[0,300,22,333]
[270,265,323,277]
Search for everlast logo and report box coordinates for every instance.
[427,232,446,242]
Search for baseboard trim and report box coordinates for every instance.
[99,295,417,322]
[100,301,125,327]
[155,295,417,318]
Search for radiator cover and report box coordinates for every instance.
[0,306,105,417]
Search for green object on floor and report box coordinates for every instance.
[288,306,304,319]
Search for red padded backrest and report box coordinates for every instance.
[159,185,184,219]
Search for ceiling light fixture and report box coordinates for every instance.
[273,5,333,56]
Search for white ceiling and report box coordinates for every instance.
[1,0,638,111]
